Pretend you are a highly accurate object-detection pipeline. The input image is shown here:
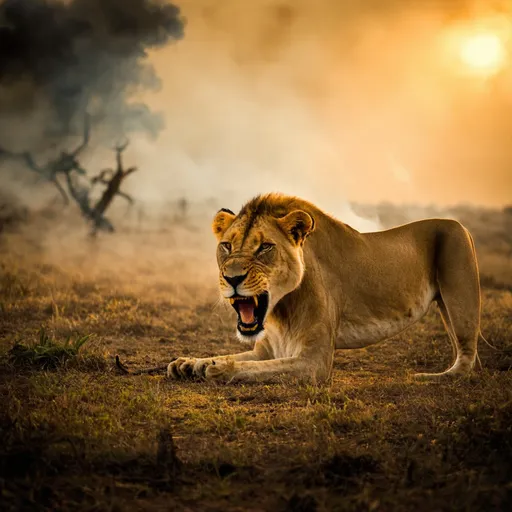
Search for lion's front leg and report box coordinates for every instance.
[204,357,331,384]
[167,344,270,380]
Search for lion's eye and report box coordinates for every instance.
[220,242,231,253]
[258,243,275,254]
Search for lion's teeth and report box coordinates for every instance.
[254,296,258,308]
[229,298,235,304]
[241,324,258,332]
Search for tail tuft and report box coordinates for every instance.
[479,333,500,351]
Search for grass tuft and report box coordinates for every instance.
[8,328,94,370]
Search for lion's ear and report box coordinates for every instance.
[212,208,236,240]
[277,210,315,245]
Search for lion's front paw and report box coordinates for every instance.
[191,358,215,379]
[204,358,236,382]
[167,357,215,380]
[167,357,197,380]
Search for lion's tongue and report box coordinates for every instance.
[238,302,255,324]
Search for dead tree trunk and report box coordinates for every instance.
[89,140,137,234]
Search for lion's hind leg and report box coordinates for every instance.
[414,298,478,381]
[414,223,480,381]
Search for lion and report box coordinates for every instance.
[167,193,488,384]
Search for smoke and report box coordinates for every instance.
[0,0,184,151]
[121,0,510,215]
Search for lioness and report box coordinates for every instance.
[167,193,486,384]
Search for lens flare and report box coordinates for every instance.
[459,32,507,74]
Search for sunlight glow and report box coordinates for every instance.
[441,15,512,79]
[459,32,507,74]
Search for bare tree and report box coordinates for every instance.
[1,120,138,235]
[91,139,137,214]
[66,139,137,235]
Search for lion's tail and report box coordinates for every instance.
[478,332,500,351]
[475,333,499,370]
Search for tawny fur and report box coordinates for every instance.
[168,193,485,384]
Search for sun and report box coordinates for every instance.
[459,32,507,75]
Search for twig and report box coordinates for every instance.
[115,355,173,375]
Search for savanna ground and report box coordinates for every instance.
[1,200,511,511]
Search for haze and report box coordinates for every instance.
[126,0,511,212]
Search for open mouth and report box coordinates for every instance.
[229,292,269,336]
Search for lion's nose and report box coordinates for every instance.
[223,273,248,290]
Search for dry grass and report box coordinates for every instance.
[0,206,511,511]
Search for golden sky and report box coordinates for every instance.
[133,0,512,208]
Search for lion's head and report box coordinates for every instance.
[212,195,315,342]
